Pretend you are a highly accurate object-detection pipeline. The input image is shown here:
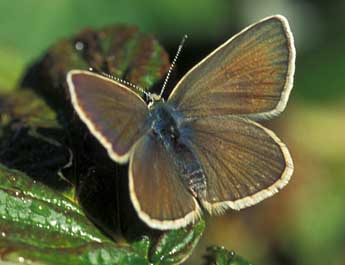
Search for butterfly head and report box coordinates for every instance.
[148,93,164,108]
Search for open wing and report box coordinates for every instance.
[129,134,201,230]
[181,116,293,214]
[67,70,149,164]
[168,15,295,120]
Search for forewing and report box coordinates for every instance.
[182,116,293,213]
[129,134,201,230]
[67,70,149,164]
[168,15,295,120]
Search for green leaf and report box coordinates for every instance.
[150,220,205,265]
[0,164,148,265]
[205,246,252,265]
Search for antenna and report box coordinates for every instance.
[159,34,188,98]
[88,67,152,101]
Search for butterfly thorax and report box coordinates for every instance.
[149,101,179,143]
[148,102,207,198]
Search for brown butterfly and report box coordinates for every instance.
[67,15,295,230]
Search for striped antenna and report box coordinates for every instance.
[159,34,188,98]
[88,67,152,101]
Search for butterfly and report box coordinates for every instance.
[66,15,295,230]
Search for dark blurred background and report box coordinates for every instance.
[0,1,344,264]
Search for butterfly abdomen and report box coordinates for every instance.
[149,102,207,198]
[174,142,207,198]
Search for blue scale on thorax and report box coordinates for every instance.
[147,99,206,198]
